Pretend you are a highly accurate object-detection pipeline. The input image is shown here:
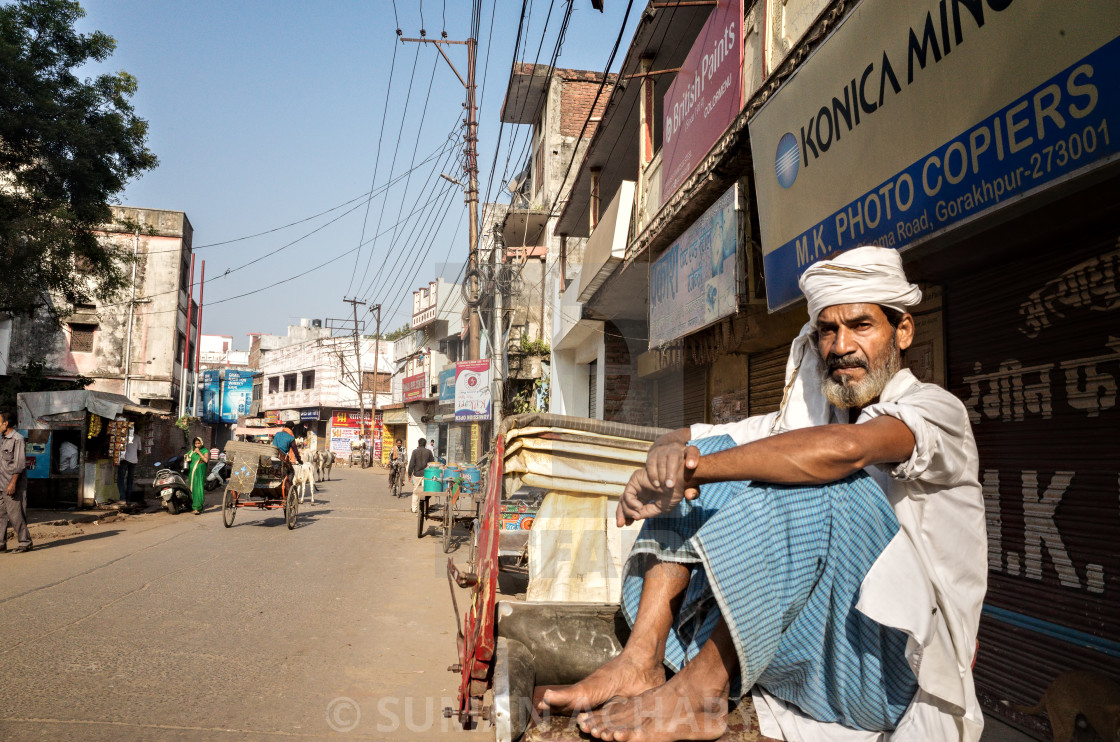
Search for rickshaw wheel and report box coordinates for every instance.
[222,489,237,528]
[285,483,298,529]
[442,501,454,554]
[416,496,427,538]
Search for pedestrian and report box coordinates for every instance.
[0,410,33,553]
[408,437,436,514]
[185,436,209,514]
[117,431,139,506]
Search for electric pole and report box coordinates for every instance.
[343,297,368,468]
[371,303,382,463]
[400,31,480,360]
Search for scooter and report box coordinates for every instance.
[204,453,229,491]
[152,456,193,515]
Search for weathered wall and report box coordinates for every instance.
[603,319,654,426]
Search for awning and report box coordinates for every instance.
[382,409,409,425]
[17,390,161,430]
[234,425,282,438]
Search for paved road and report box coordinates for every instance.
[0,466,486,741]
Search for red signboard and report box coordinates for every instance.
[403,372,427,403]
[330,410,373,428]
[660,0,743,205]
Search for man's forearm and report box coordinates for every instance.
[686,418,914,487]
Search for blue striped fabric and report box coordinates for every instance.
[622,434,917,732]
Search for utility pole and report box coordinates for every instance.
[400,32,480,360]
[343,297,367,468]
[370,303,382,463]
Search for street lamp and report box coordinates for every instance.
[440,173,465,188]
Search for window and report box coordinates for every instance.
[69,323,96,353]
[268,376,280,394]
[302,370,315,389]
[283,374,297,392]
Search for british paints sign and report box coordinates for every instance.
[749,0,1120,310]
[454,360,491,422]
[661,0,743,205]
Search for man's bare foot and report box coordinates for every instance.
[574,673,729,742]
[537,651,666,715]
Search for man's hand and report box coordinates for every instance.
[616,445,701,526]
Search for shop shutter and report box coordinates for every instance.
[588,360,598,420]
[682,364,707,426]
[945,231,1120,736]
[748,344,791,416]
[656,375,684,429]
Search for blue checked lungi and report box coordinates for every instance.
[621,435,918,732]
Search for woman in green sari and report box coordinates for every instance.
[187,436,209,514]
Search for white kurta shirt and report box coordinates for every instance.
[690,369,987,742]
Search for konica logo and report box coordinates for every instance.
[775,132,799,189]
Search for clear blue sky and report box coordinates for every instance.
[76,0,641,347]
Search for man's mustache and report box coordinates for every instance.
[826,355,868,372]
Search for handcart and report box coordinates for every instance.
[220,440,298,530]
[417,463,485,559]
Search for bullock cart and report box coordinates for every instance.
[220,440,299,530]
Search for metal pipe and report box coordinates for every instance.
[123,228,139,401]
[191,260,205,416]
[180,253,195,418]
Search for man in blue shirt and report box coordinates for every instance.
[272,424,302,465]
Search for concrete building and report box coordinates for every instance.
[551,0,1120,735]
[198,334,249,370]
[488,64,614,420]
[1,206,198,412]
[254,319,394,458]
[384,277,467,464]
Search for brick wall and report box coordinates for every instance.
[602,320,654,426]
[559,78,614,138]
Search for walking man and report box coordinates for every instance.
[408,437,436,514]
[117,430,140,505]
[0,410,33,553]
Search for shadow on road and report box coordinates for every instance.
[30,529,123,550]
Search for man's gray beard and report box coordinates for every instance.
[822,334,901,409]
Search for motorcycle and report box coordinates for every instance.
[152,456,193,515]
[204,452,230,491]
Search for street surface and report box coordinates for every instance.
[0,466,487,741]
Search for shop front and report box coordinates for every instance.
[747,0,1120,733]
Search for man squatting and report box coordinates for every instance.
[538,247,987,742]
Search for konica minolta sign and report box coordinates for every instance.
[749,0,1120,311]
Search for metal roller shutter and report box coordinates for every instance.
[749,344,790,416]
[588,360,598,420]
[945,231,1120,737]
[682,364,707,426]
[656,375,684,429]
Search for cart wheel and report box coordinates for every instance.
[442,502,454,554]
[416,496,427,538]
[285,484,298,529]
[222,489,237,528]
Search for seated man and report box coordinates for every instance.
[272,423,302,466]
[539,247,986,742]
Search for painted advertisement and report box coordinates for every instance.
[661,0,743,205]
[200,369,221,423]
[220,370,254,423]
[454,360,491,422]
[403,372,427,403]
[328,410,382,458]
[439,367,456,403]
[748,0,1120,310]
[649,185,739,348]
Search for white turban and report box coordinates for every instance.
[771,246,920,434]
[798,246,922,327]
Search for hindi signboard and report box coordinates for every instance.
[403,372,427,403]
[454,360,491,422]
[661,0,743,205]
[649,185,739,348]
[438,367,456,403]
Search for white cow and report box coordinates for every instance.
[293,461,317,504]
[313,449,334,481]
